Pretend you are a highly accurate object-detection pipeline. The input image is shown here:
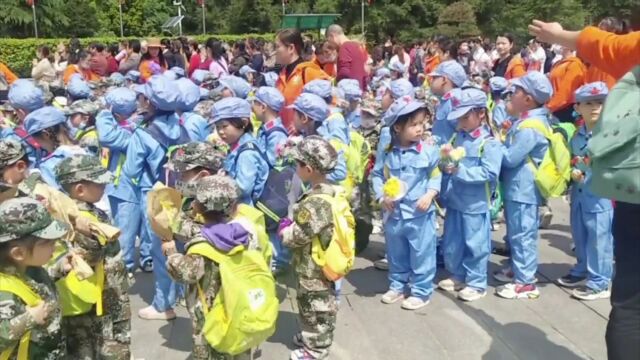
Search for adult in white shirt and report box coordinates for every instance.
[471,42,493,74]
[31,45,56,85]
[527,39,546,72]
[389,44,410,78]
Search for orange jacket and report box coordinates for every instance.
[0,62,18,85]
[139,59,167,83]
[276,61,330,133]
[547,56,586,112]
[63,65,101,85]
[504,56,526,80]
[576,26,640,80]
[315,59,337,79]
[424,54,441,75]
[584,64,617,89]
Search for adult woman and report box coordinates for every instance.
[583,17,630,89]
[187,40,201,77]
[312,40,338,78]
[389,44,410,78]
[202,39,228,78]
[546,46,585,121]
[118,39,142,75]
[139,38,167,83]
[275,28,329,132]
[31,45,56,86]
[492,33,526,80]
[63,50,100,85]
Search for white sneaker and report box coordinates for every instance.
[437,278,465,292]
[374,257,389,271]
[572,287,611,301]
[401,296,430,310]
[539,207,553,229]
[496,283,540,300]
[381,290,404,304]
[458,287,487,302]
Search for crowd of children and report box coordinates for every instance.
[0,29,618,360]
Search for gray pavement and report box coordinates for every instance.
[130,198,610,360]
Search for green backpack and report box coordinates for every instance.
[588,65,640,204]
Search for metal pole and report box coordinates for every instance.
[178,4,182,36]
[32,4,38,38]
[202,3,206,34]
[361,0,364,37]
[282,1,285,16]
[119,3,124,37]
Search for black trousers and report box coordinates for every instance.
[606,202,640,360]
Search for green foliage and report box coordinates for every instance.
[436,1,480,39]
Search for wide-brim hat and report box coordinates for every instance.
[147,38,164,48]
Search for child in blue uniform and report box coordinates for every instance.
[176,78,210,142]
[428,60,467,145]
[438,87,503,302]
[495,71,553,300]
[213,75,252,100]
[302,79,350,146]
[337,79,363,129]
[371,96,441,310]
[557,81,613,301]
[6,79,46,166]
[488,76,512,130]
[67,75,93,103]
[251,86,288,167]
[210,97,269,206]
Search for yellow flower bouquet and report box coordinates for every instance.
[439,143,466,168]
[383,176,407,201]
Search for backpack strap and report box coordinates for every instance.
[518,118,551,170]
[0,272,41,360]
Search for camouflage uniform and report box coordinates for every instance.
[166,175,252,360]
[65,100,102,156]
[0,197,69,360]
[281,136,338,360]
[0,139,47,200]
[54,155,131,360]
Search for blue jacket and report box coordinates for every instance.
[320,109,350,145]
[500,107,550,205]
[182,111,209,142]
[345,108,361,129]
[39,145,88,189]
[224,133,269,206]
[441,127,503,214]
[492,100,512,129]
[256,118,288,167]
[122,113,183,193]
[314,127,348,184]
[570,125,613,213]
[371,140,441,220]
[432,92,457,145]
[2,128,42,168]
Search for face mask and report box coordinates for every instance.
[66,119,79,138]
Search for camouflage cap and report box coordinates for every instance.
[54,154,115,185]
[360,98,381,117]
[291,135,338,174]
[64,99,100,116]
[193,175,240,214]
[166,142,227,173]
[0,102,15,112]
[0,197,69,243]
[0,139,26,169]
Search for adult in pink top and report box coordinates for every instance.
[326,24,368,90]
[201,39,229,78]
[187,40,201,77]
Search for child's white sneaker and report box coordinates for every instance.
[401,296,430,310]
[381,290,404,304]
[572,286,610,301]
[496,283,540,299]
[458,287,487,302]
[374,257,389,271]
[437,278,464,292]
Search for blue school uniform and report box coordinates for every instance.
[322,108,351,145]
[223,132,269,206]
[372,140,441,299]
[39,145,88,189]
[501,107,550,285]
[441,127,503,290]
[182,111,210,142]
[432,90,458,145]
[569,125,613,291]
[492,99,512,129]
[256,118,288,167]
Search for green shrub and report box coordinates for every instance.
[0,34,275,77]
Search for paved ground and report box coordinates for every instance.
[130,198,610,360]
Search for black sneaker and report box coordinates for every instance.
[557,274,586,288]
[492,244,511,257]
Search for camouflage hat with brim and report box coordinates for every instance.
[55,154,115,185]
[0,102,15,112]
[166,142,226,173]
[0,197,69,243]
[0,139,26,169]
[291,135,338,174]
[194,175,240,214]
[64,99,100,116]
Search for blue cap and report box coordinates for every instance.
[163,70,178,81]
[239,65,257,78]
[389,79,415,100]
[382,96,427,127]
[125,70,141,83]
[428,60,467,88]
[302,79,333,101]
[388,61,406,74]
[109,72,125,86]
[24,106,66,136]
[133,75,178,112]
[489,76,508,93]
[67,75,93,100]
[215,75,251,99]
[199,87,210,100]
[252,86,285,112]
[106,87,137,116]
[211,97,252,123]
[175,78,201,112]
[287,93,329,122]
[375,67,391,78]
[511,71,554,104]
[8,79,45,112]
[191,69,211,86]
[262,72,278,87]
[574,81,608,103]
[447,87,488,120]
[170,67,185,78]
[337,79,362,102]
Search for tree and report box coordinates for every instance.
[62,0,99,38]
[436,1,480,39]
[0,0,70,38]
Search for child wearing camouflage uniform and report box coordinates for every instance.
[0,197,70,360]
[279,136,341,360]
[53,154,131,359]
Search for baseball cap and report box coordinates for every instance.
[382,95,427,127]
[210,97,252,123]
[447,87,488,120]
[105,87,137,116]
[510,71,554,104]
[302,79,333,102]
[428,60,467,88]
[251,86,285,112]
[24,106,66,136]
[8,79,45,112]
[574,81,608,103]
[287,93,329,122]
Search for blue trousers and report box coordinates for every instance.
[570,202,613,291]
[141,191,180,312]
[384,213,436,299]
[268,231,291,270]
[109,196,152,272]
[504,200,539,284]
[443,209,491,290]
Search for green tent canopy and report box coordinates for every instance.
[281,14,340,30]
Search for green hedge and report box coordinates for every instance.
[0,34,275,78]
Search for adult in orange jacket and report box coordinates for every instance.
[546,47,585,120]
[492,33,527,80]
[0,62,18,85]
[583,17,630,89]
[62,51,101,85]
[138,38,167,83]
[275,29,330,133]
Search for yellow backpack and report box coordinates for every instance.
[519,119,571,198]
[0,273,42,360]
[234,204,273,265]
[326,113,371,195]
[187,242,278,356]
[309,187,356,281]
